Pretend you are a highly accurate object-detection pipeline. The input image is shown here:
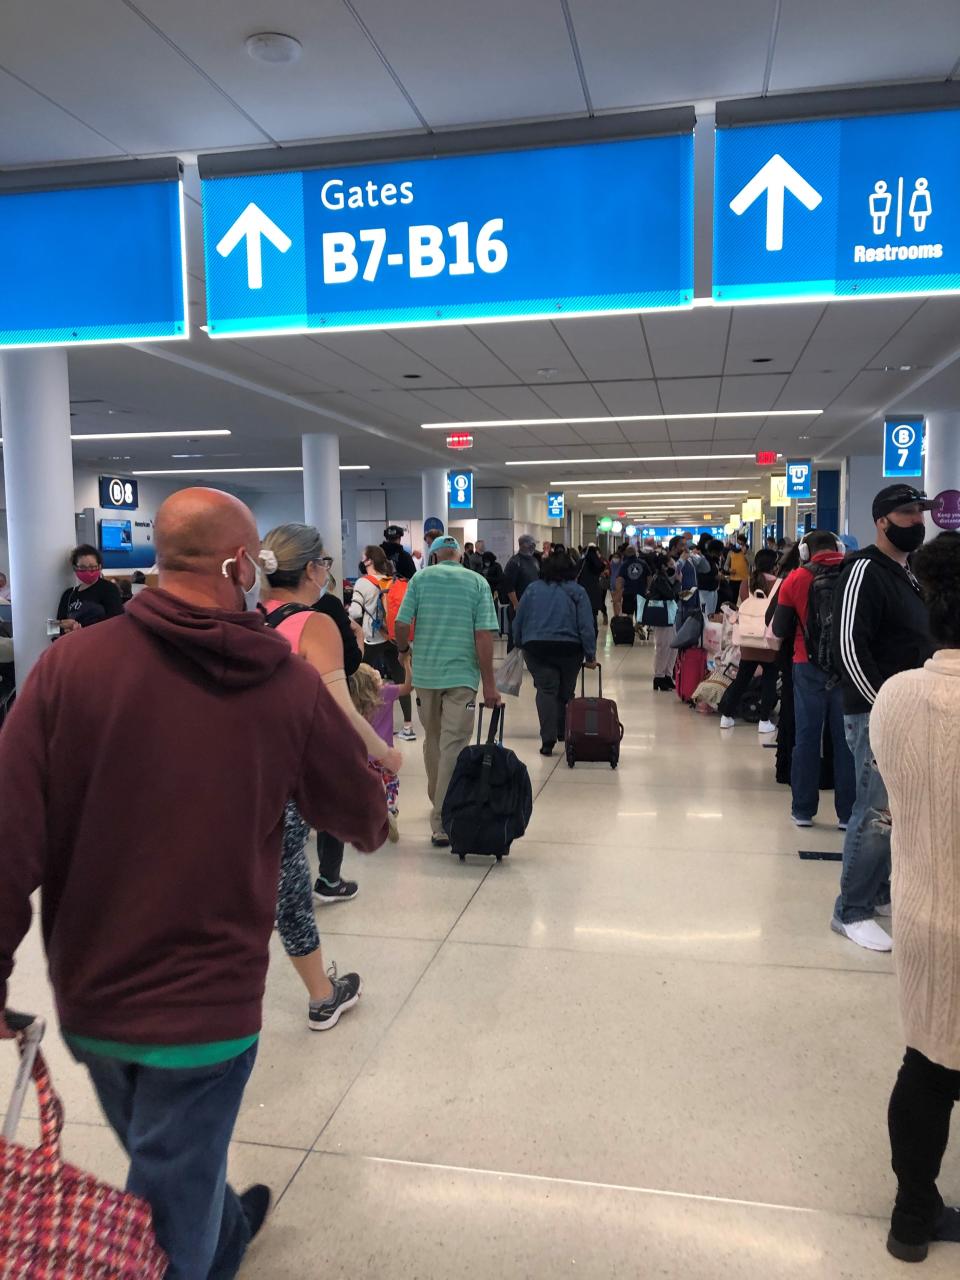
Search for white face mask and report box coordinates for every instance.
[221,553,262,612]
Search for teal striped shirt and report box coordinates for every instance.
[397,562,499,690]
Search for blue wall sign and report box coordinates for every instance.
[786,459,813,499]
[714,108,960,301]
[883,416,925,478]
[638,525,726,540]
[423,516,445,535]
[448,470,474,511]
[547,492,565,520]
[99,476,139,511]
[201,135,693,336]
[0,180,186,348]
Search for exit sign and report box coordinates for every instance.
[755,451,778,466]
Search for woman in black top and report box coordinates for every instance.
[576,545,607,633]
[56,545,124,634]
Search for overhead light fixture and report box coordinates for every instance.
[557,475,753,485]
[246,32,303,63]
[421,410,820,430]
[507,454,758,467]
[579,489,750,499]
[72,430,232,441]
[132,465,370,476]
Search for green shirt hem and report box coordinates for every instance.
[66,1033,259,1069]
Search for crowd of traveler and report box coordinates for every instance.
[0,483,958,1269]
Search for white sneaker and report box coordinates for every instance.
[720,716,735,729]
[831,917,893,952]
[758,719,776,735]
[875,902,892,918]
[791,814,813,828]
[837,821,848,831]
[398,726,417,742]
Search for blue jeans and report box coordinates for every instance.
[835,712,891,924]
[71,1042,258,1279]
[790,663,855,823]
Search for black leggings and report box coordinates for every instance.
[523,643,583,746]
[889,1047,960,1244]
[365,641,412,722]
[718,659,779,720]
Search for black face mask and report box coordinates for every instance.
[884,520,926,554]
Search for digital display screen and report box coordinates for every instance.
[100,519,133,552]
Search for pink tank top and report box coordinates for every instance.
[263,600,312,654]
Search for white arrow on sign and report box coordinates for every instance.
[216,203,292,289]
[729,153,822,252]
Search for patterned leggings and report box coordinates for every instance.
[275,802,320,959]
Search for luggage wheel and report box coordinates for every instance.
[566,747,576,768]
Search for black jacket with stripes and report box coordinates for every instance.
[832,545,932,716]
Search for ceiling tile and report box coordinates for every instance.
[387,327,520,386]
[470,322,586,382]
[723,303,823,373]
[658,377,722,413]
[667,420,718,441]
[351,0,585,125]
[133,0,421,142]
[532,383,613,419]
[643,309,731,378]
[230,338,383,391]
[770,0,960,91]
[569,0,773,109]
[409,387,505,421]
[867,297,960,371]
[794,300,922,372]
[618,421,671,444]
[473,386,557,419]
[595,380,663,416]
[775,369,855,409]
[571,422,628,444]
[0,0,267,153]
[553,316,654,380]
[315,332,457,388]
[524,424,582,446]
[718,373,788,411]
[713,421,761,441]
[0,68,124,165]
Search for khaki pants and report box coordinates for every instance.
[415,686,477,835]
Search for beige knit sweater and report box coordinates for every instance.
[872,651,960,1070]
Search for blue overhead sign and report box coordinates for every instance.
[448,470,474,511]
[0,179,186,348]
[547,492,565,520]
[884,416,925,478]
[786,460,813,499]
[714,108,960,301]
[201,135,694,336]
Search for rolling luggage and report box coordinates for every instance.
[442,705,533,863]
[565,664,624,769]
[1,1012,168,1277]
[610,614,635,646]
[675,647,708,704]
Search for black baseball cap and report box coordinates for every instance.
[872,484,937,521]
[384,525,405,539]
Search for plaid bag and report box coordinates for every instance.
[1,1030,167,1278]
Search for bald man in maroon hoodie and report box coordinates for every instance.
[0,488,387,1279]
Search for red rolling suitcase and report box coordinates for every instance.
[565,663,624,769]
[675,647,708,704]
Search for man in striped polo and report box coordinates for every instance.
[394,536,501,847]
[831,485,934,951]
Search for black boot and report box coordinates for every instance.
[661,675,675,691]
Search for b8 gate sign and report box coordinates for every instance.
[201,134,693,336]
[883,416,924,478]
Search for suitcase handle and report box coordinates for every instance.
[476,703,504,746]
[580,662,602,699]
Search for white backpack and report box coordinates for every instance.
[732,580,782,651]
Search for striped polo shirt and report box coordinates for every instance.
[396,561,499,690]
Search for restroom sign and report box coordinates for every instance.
[448,469,474,510]
[883,416,924,478]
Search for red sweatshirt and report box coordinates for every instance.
[0,588,387,1044]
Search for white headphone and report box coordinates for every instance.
[799,533,844,563]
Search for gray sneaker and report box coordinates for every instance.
[308,963,362,1031]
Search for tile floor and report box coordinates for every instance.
[3,632,957,1277]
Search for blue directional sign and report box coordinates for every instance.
[884,416,925,478]
[448,470,474,511]
[201,134,694,336]
[547,492,565,520]
[786,460,813,500]
[0,179,186,347]
[714,108,960,301]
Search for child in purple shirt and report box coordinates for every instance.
[349,653,413,842]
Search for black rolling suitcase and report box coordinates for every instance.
[610,615,635,646]
[442,705,533,862]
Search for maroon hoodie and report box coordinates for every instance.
[0,589,387,1044]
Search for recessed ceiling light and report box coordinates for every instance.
[245,32,302,64]
[537,368,559,378]
[422,410,820,430]
[881,363,915,373]
[751,357,773,364]
[798,434,810,440]
[402,373,422,380]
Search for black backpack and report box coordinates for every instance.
[442,706,533,863]
[803,563,843,681]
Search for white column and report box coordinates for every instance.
[302,433,343,590]
[421,467,448,533]
[0,350,76,685]
[924,412,960,531]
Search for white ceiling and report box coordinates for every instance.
[2,0,960,518]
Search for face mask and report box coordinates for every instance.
[76,569,100,585]
[884,520,926,554]
[221,553,261,612]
